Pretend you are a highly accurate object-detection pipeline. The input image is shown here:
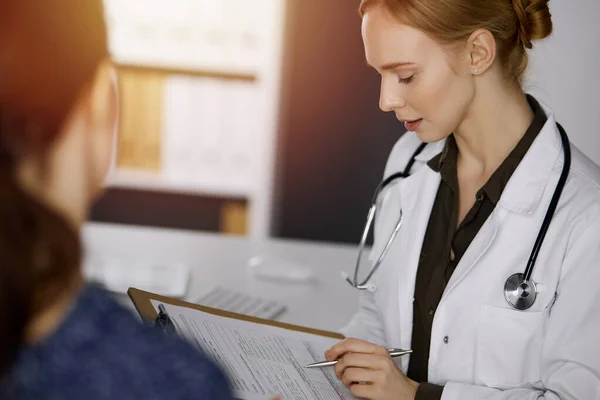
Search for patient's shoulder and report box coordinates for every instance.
[5,285,233,400]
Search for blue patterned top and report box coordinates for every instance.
[0,284,233,400]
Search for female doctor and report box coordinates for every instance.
[325,0,600,399]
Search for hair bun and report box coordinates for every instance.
[512,0,553,49]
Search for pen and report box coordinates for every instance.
[303,348,412,368]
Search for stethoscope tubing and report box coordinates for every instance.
[346,125,571,311]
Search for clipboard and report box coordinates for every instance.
[127,287,344,340]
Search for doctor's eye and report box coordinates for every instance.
[398,74,414,85]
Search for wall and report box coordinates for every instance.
[272,0,402,244]
[526,0,600,165]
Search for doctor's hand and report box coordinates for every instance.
[326,338,419,400]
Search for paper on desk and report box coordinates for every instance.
[151,301,354,400]
[197,286,287,320]
[84,256,190,298]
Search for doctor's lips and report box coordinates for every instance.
[398,117,423,131]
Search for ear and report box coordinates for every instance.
[466,29,496,75]
[85,60,118,199]
[88,60,118,132]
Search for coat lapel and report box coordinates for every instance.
[394,167,441,367]
[442,210,500,299]
[442,103,563,300]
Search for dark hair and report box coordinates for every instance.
[0,0,108,374]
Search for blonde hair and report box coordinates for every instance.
[359,0,552,83]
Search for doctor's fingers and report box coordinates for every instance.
[334,353,392,380]
[340,367,381,387]
[326,338,388,361]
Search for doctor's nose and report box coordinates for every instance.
[379,83,406,112]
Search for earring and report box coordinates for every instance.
[473,68,479,74]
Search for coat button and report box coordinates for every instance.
[443,336,449,344]
[428,308,435,316]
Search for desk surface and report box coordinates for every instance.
[82,222,360,333]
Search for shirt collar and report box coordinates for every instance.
[427,94,548,205]
[428,134,458,192]
[483,95,548,204]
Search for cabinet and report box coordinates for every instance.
[92,0,287,236]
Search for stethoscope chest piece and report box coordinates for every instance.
[504,273,537,311]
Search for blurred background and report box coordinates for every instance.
[92,0,600,244]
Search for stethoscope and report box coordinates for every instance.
[343,124,571,311]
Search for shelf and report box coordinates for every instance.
[105,168,251,200]
[114,62,258,82]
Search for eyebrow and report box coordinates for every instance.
[367,61,415,70]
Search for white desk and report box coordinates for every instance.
[82,222,361,333]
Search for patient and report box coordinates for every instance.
[0,1,232,398]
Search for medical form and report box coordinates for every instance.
[150,301,354,400]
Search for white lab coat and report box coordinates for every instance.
[341,101,600,399]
